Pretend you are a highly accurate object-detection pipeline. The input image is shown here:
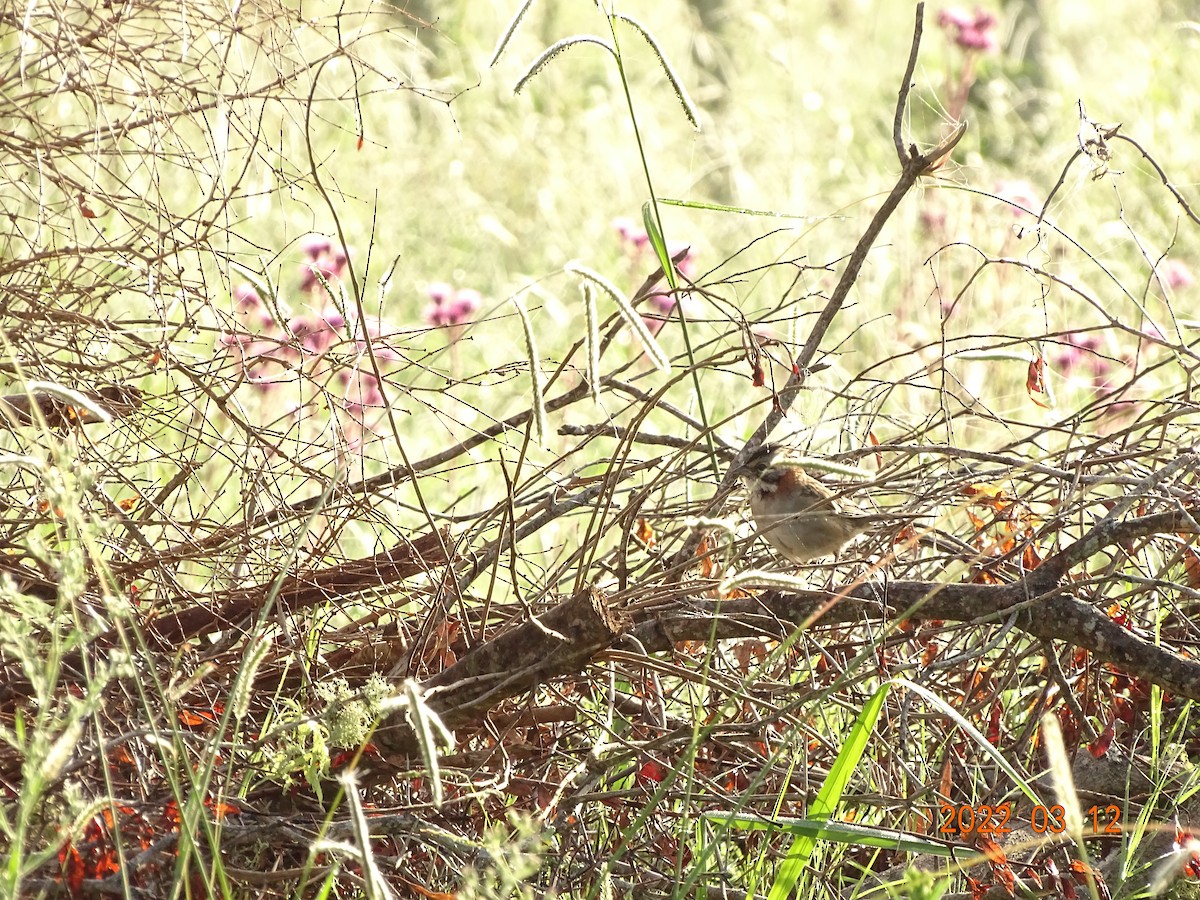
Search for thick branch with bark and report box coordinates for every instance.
[373,585,628,756]
[363,510,1200,759]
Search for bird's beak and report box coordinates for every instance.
[729,444,773,483]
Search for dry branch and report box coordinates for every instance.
[675,2,967,567]
[0,384,143,431]
[354,509,1200,765]
[146,528,453,645]
[372,585,628,756]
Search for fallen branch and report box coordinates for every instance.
[372,585,628,756]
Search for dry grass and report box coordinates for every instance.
[2,1,1200,898]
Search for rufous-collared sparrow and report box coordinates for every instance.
[734,443,920,564]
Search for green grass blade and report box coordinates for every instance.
[767,682,890,900]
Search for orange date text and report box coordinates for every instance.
[937,803,1122,836]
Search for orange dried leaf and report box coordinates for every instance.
[987,700,1003,743]
[204,797,240,819]
[910,809,932,835]
[977,835,1017,894]
[1106,604,1131,628]
[750,356,765,387]
[1021,542,1043,570]
[638,760,666,785]
[938,755,954,797]
[921,642,939,668]
[398,878,456,900]
[1088,719,1115,757]
[696,532,716,578]
[1183,549,1200,589]
[636,517,657,548]
[978,835,1007,863]
[733,639,767,672]
[59,842,84,896]
[1026,354,1050,407]
[969,667,992,696]
[178,706,219,727]
[972,567,1004,585]
[1066,859,1109,897]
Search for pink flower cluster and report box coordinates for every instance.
[299,234,349,293]
[218,240,404,450]
[1050,330,1144,420]
[938,6,999,52]
[224,277,352,366]
[1051,331,1111,381]
[994,179,1040,218]
[613,218,698,280]
[935,5,999,121]
[423,283,482,329]
[336,369,384,421]
[613,217,651,254]
[612,217,701,327]
[1159,259,1195,291]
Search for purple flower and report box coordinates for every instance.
[937,6,973,28]
[288,314,340,354]
[939,6,999,53]
[233,283,261,311]
[423,303,453,327]
[301,260,340,292]
[646,292,678,316]
[1052,331,1112,379]
[994,179,1039,218]
[642,287,703,335]
[668,241,698,279]
[343,372,384,419]
[301,234,333,259]
[424,285,481,329]
[1160,259,1195,291]
[358,317,401,361]
[299,239,350,292]
[426,281,454,304]
[613,216,650,252]
[450,288,481,319]
[371,342,400,363]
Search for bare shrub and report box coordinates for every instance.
[2,2,1200,898]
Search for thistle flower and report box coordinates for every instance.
[1160,259,1195,291]
[938,6,999,53]
[423,285,481,329]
